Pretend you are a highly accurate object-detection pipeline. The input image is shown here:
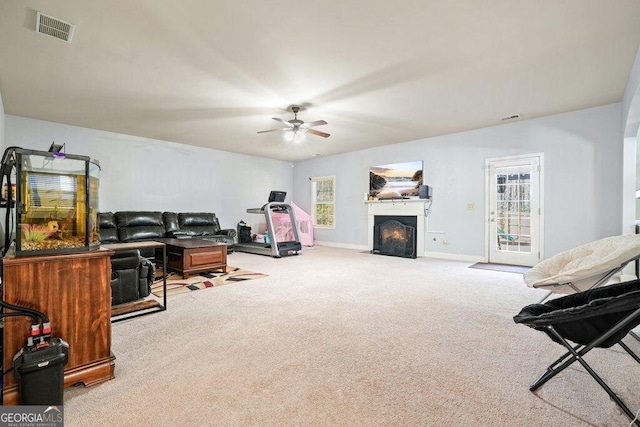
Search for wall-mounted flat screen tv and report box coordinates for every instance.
[369,161,423,199]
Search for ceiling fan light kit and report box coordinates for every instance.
[258,105,330,141]
[284,128,307,143]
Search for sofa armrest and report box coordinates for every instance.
[218,228,237,239]
[138,257,155,298]
[99,212,119,243]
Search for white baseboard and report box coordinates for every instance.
[422,251,485,263]
[314,242,484,263]
[314,241,369,251]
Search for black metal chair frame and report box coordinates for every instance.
[515,282,640,425]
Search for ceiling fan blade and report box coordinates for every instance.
[306,128,330,138]
[302,120,327,127]
[272,117,294,127]
[257,128,287,134]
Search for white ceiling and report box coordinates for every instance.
[1,1,640,162]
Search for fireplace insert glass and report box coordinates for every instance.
[373,215,417,258]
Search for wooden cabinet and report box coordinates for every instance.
[2,249,115,404]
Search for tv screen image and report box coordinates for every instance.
[369,161,423,199]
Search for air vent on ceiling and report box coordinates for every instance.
[36,12,75,43]
[500,114,521,121]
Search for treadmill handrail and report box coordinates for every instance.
[246,202,291,214]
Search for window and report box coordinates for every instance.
[311,176,335,229]
[27,172,79,210]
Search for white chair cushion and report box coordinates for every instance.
[524,234,640,292]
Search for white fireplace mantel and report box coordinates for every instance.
[366,199,427,256]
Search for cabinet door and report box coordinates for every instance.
[2,250,115,404]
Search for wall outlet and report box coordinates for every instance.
[467,203,475,210]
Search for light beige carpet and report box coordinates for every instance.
[63,247,639,426]
[151,267,268,297]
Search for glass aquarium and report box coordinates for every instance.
[14,149,101,256]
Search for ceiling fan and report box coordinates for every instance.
[257,106,330,142]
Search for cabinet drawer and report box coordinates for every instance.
[189,250,224,267]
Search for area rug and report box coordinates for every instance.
[151,266,268,297]
[469,262,530,274]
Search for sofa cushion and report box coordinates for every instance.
[115,211,166,242]
[98,212,119,243]
[116,211,164,227]
[163,212,180,234]
[178,212,220,235]
[118,227,166,242]
[99,212,117,228]
[178,212,216,227]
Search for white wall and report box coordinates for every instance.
[293,104,623,259]
[5,115,293,232]
[0,91,5,153]
[3,102,626,259]
[622,45,640,234]
[623,45,640,139]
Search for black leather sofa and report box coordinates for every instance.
[99,211,236,251]
[99,211,236,306]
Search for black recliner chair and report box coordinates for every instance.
[110,249,155,306]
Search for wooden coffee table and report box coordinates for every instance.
[157,238,227,279]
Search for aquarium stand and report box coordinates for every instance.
[2,249,116,404]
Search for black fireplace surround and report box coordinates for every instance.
[372,215,417,259]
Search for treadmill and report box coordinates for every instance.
[234,191,302,257]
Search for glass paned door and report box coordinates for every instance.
[488,155,542,266]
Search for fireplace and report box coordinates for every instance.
[372,215,417,258]
[366,199,426,257]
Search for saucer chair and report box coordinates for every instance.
[524,234,640,303]
[514,279,640,425]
